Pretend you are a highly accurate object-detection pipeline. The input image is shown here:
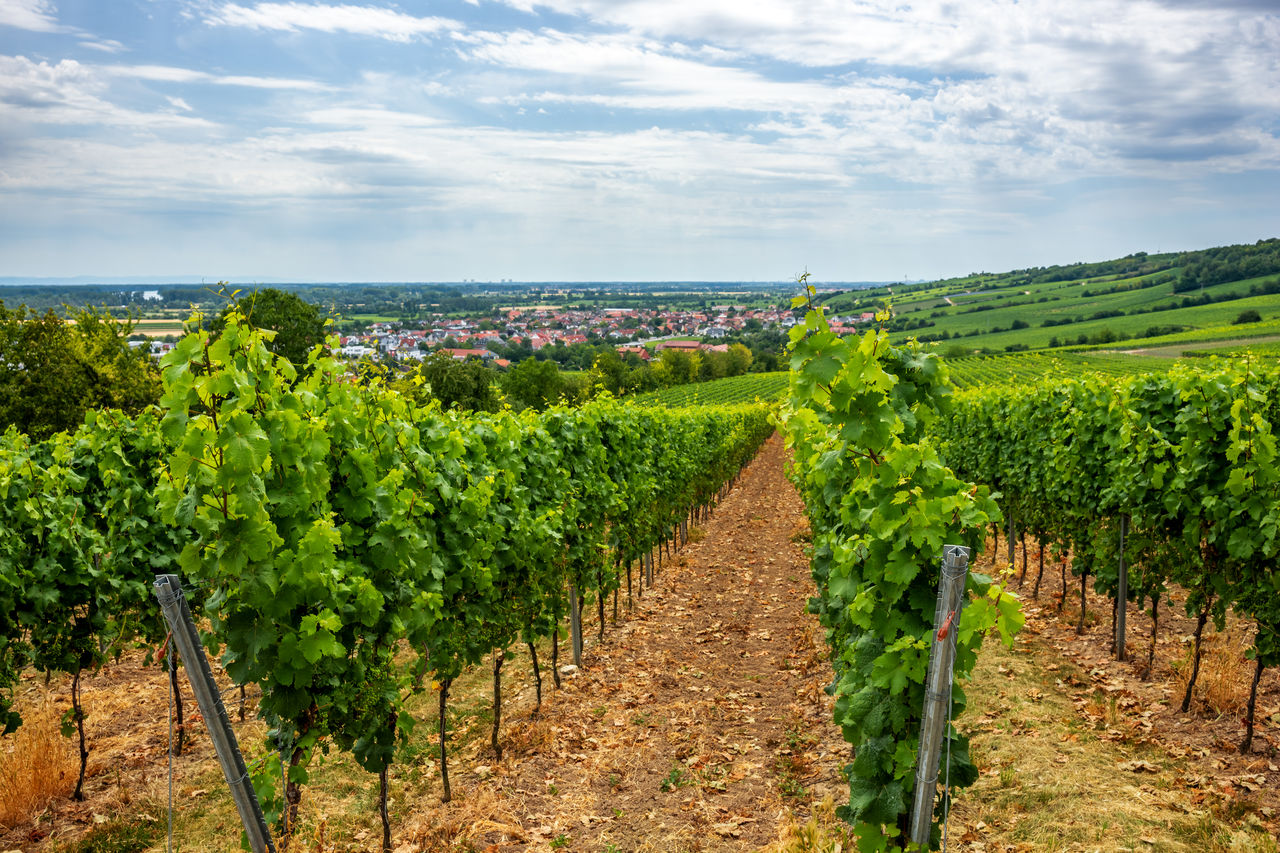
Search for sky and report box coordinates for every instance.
[0,0,1278,283]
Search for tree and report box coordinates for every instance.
[501,357,564,411]
[658,348,697,385]
[725,343,753,376]
[224,288,329,366]
[414,352,499,412]
[589,349,628,396]
[0,303,160,440]
[1235,309,1263,325]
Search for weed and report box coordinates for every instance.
[660,766,688,792]
[774,755,807,799]
[1174,620,1252,714]
[550,833,570,848]
[998,765,1017,788]
[783,723,817,752]
[631,712,650,726]
[764,795,851,853]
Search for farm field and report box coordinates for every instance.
[943,351,1177,390]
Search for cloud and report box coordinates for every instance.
[471,0,1280,182]
[104,63,332,90]
[0,0,60,32]
[2,0,1278,280]
[78,38,127,53]
[0,55,217,129]
[204,2,461,42]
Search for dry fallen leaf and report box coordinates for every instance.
[1118,760,1160,773]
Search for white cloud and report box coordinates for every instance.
[205,2,461,42]
[104,63,332,90]
[0,0,60,32]
[78,38,127,53]
[0,55,217,129]
[474,0,1280,180]
[1,0,1277,279]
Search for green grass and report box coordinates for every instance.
[939,289,1280,352]
[51,815,163,853]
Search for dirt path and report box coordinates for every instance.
[396,432,848,852]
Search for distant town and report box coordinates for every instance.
[325,303,876,366]
[65,282,882,367]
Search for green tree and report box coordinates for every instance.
[589,349,628,396]
[501,357,564,411]
[658,348,698,385]
[0,303,159,440]
[225,288,329,366]
[725,343,753,376]
[414,352,499,412]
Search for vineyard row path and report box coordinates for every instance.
[397,431,849,852]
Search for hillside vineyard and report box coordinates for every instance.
[0,309,772,849]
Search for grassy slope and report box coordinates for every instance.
[822,252,1280,358]
[815,243,1280,390]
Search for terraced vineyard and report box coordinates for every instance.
[944,351,1173,389]
[632,371,789,407]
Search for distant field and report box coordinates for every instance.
[632,371,789,407]
[819,242,1280,360]
[1091,322,1280,353]
[1121,334,1280,358]
[129,319,187,336]
[345,313,403,323]
[943,351,1174,390]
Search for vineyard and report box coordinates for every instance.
[4,302,1280,853]
[936,361,1280,753]
[0,310,772,852]
[943,351,1173,390]
[631,371,789,408]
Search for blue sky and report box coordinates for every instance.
[1,0,1277,282]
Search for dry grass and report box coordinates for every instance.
[788,520,811,544]
[397,782,528,851]
[762,796,851,853]
[1174,620,1253,715]
[0,695,77,828]
[952,636,1203,852]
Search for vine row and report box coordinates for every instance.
[936,360,1280,753]
[0,308,772,850]
[781,288,1021,852]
